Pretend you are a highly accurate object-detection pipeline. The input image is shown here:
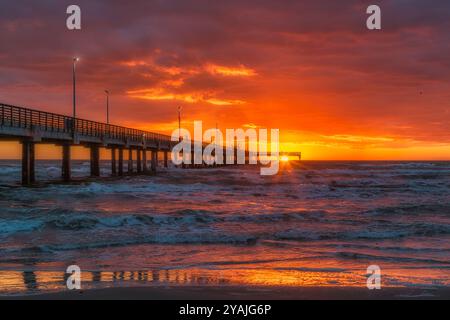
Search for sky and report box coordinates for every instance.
[0,0,449,160]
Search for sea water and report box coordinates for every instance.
[0,160,448,294]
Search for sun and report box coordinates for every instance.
[280,155,289,162]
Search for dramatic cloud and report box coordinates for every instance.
[0,0,449,159]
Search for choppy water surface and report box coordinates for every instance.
[0,160,449,294]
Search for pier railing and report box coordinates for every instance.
[0,103,173,144]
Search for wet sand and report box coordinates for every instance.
[4,285,450,300]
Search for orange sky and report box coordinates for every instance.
[0,1,449,160]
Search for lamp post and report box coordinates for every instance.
[178,106,182,142]
[72,57,79,119]
[178,106,183,168]
[105,90,110,124]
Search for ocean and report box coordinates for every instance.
[0,160,449,294]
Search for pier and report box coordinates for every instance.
[0,102,178,185]
[0,103,301,185]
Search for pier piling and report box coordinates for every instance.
[128,148,133,173]
[21,141,35,185]
[118,147,124,176]
[142,149,148,172]
[151,150,157,172]
[136,148,142,173]
[164,151,168,168]
[111,147,117,176]
[62,144,71,182]
[90,145,100,177]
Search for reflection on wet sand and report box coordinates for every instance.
[0,268,233,294]
[0,267,369,295]
[1,265,448,295]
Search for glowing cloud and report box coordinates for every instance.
[205,98,246,106]
[127,88,245,106]
[205,64,257,77]
[120,60,149,67]
[322,135,395,143]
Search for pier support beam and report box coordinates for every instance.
[21,141,35,185]
[90,145,100,177]
[118,147,124,176]
[136,148,142,173]
[142,149,148,172]
[29,143,35,183]
[151,150,157,172]
[111,147,117,176]
[62,144,71,182]
[164,151,168,168]
[128,148,133,173]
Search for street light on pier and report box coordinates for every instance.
[105,90,110,124]
[72,57,79,119]
[178,106,182,142]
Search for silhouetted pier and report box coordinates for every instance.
[0,103,301,185]
[0,103,175,185]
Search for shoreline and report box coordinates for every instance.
[3,285,449,300]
